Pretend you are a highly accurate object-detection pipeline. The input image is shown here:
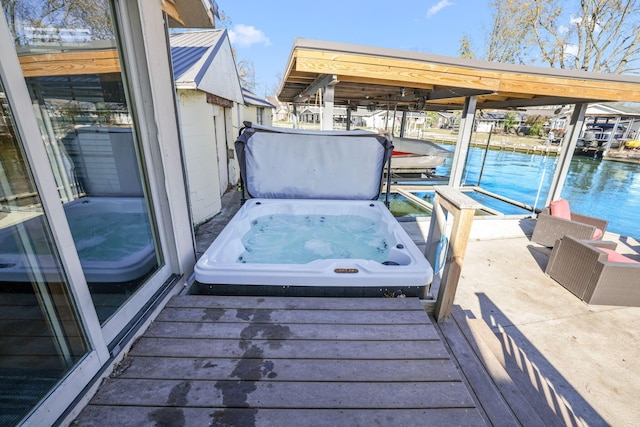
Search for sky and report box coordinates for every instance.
[217,0,492,97]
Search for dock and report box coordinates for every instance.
[73,296,485,426]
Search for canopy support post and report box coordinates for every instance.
[546,103,587,205]
[321,85,334,130]
[448,96,477,188]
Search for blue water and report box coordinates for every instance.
[434,147,640,238]
[238,214,392,264]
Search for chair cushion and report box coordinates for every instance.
[599,248,639,264]
[592,228,603,240]
[549,199,571,220]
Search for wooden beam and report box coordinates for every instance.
[161,0,185,26]
[427,88,495,100]
[298,74,338,97]
[337,75,434,90]
[295,57,501,93]
[290,48,640,103]
[19,50,121,77]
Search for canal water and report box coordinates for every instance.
[436,146,640,239]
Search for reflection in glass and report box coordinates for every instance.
[3,0,162,324]
[0,81,89,426]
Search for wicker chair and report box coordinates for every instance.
[531,200,608,247]
[546,236,640,306]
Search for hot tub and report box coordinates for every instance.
[195,123,433,290]
[195,198,432,287]
[0,197,157,283]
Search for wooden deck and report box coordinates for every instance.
[74,296,485,426]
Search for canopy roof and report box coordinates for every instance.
[278,39,640,111]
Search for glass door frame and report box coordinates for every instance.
[0,12,109,427]
[0,0,196,424]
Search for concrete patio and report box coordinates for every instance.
[403,213,640,426]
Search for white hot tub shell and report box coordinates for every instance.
[195,198,433,287]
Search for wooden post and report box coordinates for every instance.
[425,187,483,321]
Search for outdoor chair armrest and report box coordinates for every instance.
[531,210,604,247]
[569,212,608,231]
[587,240,618,251]
[585,260,640,306]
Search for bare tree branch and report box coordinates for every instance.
[484,0,640,74]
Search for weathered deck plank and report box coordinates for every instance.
[91,378,475,408]
[76,406,484,427]
[120,356,460,382]
[130,337,450,359]
[75,296,485,426]
[145,321,441,340]
[166,295,427,311]
[156,306,429,324]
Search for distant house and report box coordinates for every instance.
[241,87,275,126]
[475,111,527,133]
[268,97,290,122]
[170,29,244,225]
[437,112,455,129]
[552,103,640,143]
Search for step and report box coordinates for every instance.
[455,307,578,427]
[436,314,520,426]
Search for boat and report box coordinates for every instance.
[389,136,452,177]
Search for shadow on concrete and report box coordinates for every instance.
[517,218,536,237]
[526,244,553,272]
[471,292,606,426]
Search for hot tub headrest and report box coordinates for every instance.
[236,123,392,200]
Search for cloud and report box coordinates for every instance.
[426,0,453,18]
[565,44,579,57]
[228,24,271,48]
[570,15,582,25]
[558,25,569,34]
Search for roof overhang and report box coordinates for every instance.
[278,38,640,111]
[163,0,214,29]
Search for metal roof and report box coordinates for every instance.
[278,38,640,111]
[169,30,244,103]
[242,88,275,108]
[170,30,225,83]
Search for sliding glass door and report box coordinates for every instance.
[3,0,163,330]
[0,76,91,427]
[0,0,193,424]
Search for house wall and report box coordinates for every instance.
[241,105,274,127]
[178,89,224,225]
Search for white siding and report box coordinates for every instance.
[178,90,222,225]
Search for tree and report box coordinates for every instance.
[503,111,518,133]
[3,0,114,46]
[236,59,256,92]
[484,0,640,74]
[484,0,540,64]
[458,34,476,59]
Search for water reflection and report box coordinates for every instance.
[437,147,640,238]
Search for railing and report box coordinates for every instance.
[425,186,483,321]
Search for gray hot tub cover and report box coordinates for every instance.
[235,123,392,200]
